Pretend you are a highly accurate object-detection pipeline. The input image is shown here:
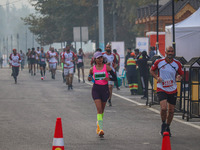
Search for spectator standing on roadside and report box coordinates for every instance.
[124,48,132,69]
[126,52,138,95]
[113,49,120,90]
[149,46,155,59]
[137,51,149,99]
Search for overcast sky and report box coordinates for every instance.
[0,0,32,9]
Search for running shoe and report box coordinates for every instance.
[108,99,112,106]
[160,123,167,136]
[78,79,80,83]
[98,130,104,137]
[83,80,85,83]
[34,73,36,76]
[41,77,44,80]
[70,85,73,90]
[166,126,171,137]
[14,78,17,84]
[96,121,100,134]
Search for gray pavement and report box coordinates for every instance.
[0,68,200,150]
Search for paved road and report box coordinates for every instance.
[0,68,200,150]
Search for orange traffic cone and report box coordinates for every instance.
[161,132,171,150]
[52,118,64,150]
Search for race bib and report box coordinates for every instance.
[32,55,35,58]
[162,79,173,87]
[13,58,18,63]
[41,58,45,62]
[78,58,83,63]
[94,72,106,80]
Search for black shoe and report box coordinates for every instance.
[14,78,17,84]
[166,126,171,137]
[83,80,85,83]
[34,73,36,76]
[141,96,147,99]
[160,123,167,136]
[70,85,73,90]
[117,87,120,90]
[108,99,112,106]
[78,79,80,83]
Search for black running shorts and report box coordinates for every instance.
[157,91,177,105]
[92,84,109,102]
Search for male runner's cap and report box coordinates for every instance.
[94,51,102,59]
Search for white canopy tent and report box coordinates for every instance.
[165,7,200,61]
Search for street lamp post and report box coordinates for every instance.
[11,35,13,50]
[98,0,105,51]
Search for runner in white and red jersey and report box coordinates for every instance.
[9,49,21,84]
[150,46,184,136]
[48,47,58,79]
[61,45,77,90]
[102,44,117,106]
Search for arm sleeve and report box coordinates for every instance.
[151,60,159,71]
[177,62,184,75]
[108,70,117,81]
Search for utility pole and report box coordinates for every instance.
[113,11,117,41]
[156,0,159,55]
[25,29,27,52]
[32,33,34,48]
[11,35,13,50]
[98,0,105,51]
[80,26,82,49]
[6,36,8,64]
[172,0,176,56]
[17,33,19,51]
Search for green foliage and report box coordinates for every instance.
[23,0,156,47]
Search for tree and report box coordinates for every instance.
[23,0,156,47]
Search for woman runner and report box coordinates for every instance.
[88,51,117,137]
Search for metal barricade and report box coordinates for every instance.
[174,56,187,112]
[183,57,200,121]
[146,55,161,106]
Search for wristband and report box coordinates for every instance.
[88,74,92,78]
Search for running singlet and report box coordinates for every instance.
[151,58,184,94]
[93,64,109,85]
[62,51,76,69]
[36,50,41,60]
[39,53,46,64]
[49,52,58,64]
[10,53,21,67]
[77,54,83,63]
[102,52,116,72]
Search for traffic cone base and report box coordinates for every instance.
[52,118,64,150]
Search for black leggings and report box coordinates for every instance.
[12,66,19,79]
